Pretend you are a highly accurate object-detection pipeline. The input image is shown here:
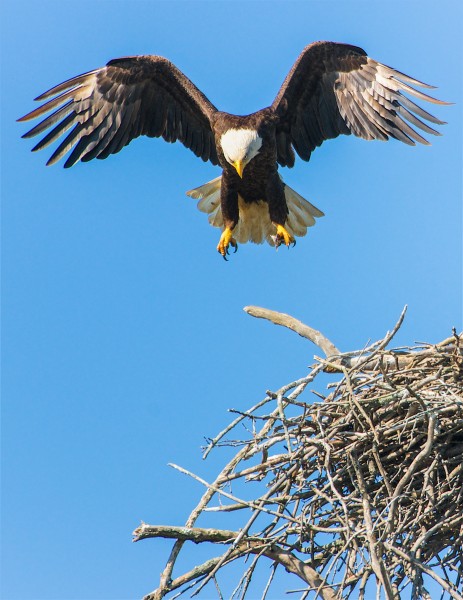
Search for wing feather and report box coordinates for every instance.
[22,101,75,139]
[19,56,219,167]
[48,102,113,165]
[31,113,77,153]
[32,72,100,101]
[47,123,86,165]
[273,41,447,165]
[395,104,440,136]
[64,108,117,167]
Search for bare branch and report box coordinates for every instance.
[133,524,240,544]
[243,306,341,357]
[135,524,337,600]
[137,312,462,600]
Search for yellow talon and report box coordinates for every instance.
[274,224,295,249]
[217,227,238,259]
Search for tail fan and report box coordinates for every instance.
[186,176,323,246]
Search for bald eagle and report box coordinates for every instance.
[18,41,446,258]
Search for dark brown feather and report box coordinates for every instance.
[273,41,447,164]
[19,56,219,167]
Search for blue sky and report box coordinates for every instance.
[2,1,462,599]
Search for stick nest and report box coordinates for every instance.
[135,312,463,600]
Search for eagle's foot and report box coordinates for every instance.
[217,227,238,260]
[274,224,296,249]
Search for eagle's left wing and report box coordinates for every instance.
[272,41,448,167]
[18,55,219,167]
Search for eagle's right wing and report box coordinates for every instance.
[18,55,219,167]
[272,41,448,167]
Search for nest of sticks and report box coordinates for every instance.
[134,307,463,600]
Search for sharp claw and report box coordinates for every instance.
[274,224,295,250]
[217,228,237,260]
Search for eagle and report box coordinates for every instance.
[18,41,446,258]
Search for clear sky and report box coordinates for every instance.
[2,1,462,599]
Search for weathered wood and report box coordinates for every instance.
[136,310,463,600]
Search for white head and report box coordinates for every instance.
[220,128,263,177]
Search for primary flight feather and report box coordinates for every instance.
[18,41,447,258]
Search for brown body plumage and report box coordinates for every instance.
[18,41,447,257]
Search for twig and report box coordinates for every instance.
[350,451,396,600]
[384,543,463,600]
[388,413,436,531]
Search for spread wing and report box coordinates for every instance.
[18,55,219,167]
[273,41,448,167]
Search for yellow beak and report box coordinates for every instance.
[233,159,244,178]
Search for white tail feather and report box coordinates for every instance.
[186,176,324,246]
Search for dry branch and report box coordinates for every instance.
[133,524,337,600]
[135,310,463,600]
[243,306,341,357]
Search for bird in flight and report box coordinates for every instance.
[19,41,446,259]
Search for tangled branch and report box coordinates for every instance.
[134,308,463,600]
